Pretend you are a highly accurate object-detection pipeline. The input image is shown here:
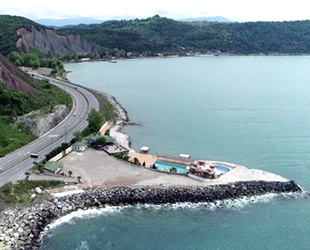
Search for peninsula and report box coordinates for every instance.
[0,82,303,249]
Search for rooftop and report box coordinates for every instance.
[44,161,62,172]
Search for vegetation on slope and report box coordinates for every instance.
[0,180,61,207]
[0,15,45,56]
[0,79,72,157]
[3,14,310,59]
[57,15,310,56]
[7,48,64,72]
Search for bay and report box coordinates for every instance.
[40,56,310,249]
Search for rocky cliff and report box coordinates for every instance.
[15,105,70,137]
[0,53,36,93]
[16,26,98,55]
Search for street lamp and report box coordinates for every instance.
[19,152,30,176]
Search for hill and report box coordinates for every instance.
[0,15,98,57]
[3,14,310,59]
[57,15,310,55]
[0,52,72,157]
[0,53,36,93]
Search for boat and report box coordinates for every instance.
[109,57,117,63]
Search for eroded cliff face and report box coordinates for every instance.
[16,26,98,55]
[0,53,36,93]
[15,105,70,137]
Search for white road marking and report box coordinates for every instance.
[48,135,59,137]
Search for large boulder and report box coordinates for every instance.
[15,105,70,137]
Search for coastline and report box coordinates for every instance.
[1,64,304,248]
[98,91,131,148]
[0,181,302,249]
[79,84,132,149]
[0,72,306,249]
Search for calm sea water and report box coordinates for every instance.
[41,56,310,249]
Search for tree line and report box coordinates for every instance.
[3,14,310,60]
[57,16,310,56]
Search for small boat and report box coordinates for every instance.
[109,57,117,63]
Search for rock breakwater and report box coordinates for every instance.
[0,181,301,249]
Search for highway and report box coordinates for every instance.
[0,74,100,187]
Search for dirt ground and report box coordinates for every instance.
[22,67,52,76]
[52,147,287,190]
[58,148,204,189]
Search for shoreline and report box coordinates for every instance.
[67,52,310,65]
[98,91,132,148]
[0,65,305,248]
[0,181,303,249]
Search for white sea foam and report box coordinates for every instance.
[127,191,306,211]
[43,206,127,233]
[42,191,306,238]
[76,240,89,250]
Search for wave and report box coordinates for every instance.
[42,190,306,238]
[76,241,89,250]
[43,206,127,234]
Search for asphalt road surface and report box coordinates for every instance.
[0,73,99,187]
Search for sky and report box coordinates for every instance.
[1,0,310,22]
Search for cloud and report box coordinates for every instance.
[1,0,310,22]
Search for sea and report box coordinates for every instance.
[40,56,310,249]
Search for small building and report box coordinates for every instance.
[140,146,149,154]
[44,161,62,174]
[73,133,116,152]
[72,140,87,152]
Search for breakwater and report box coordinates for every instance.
[0,181,301,249]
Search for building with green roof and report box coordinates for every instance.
[72,133,116,152]
[44,161,62,174]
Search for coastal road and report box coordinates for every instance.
[0,73,100,186]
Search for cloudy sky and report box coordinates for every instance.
[1,0,310,22]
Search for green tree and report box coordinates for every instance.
[8,51,23,65]
[25,172,31,181]
[96,136,106,146]
[14,59,22,67]
[23,53,40,67]
[31,59,40,69]
[169,167,177,173]
[50,61,57,69]
[35,163,44,173]
[86,109,104,134]
[68,170,73,177]
[74,130,83,141]
[133,157,141,166]
[77,176,82,183]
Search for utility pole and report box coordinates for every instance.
[64,127,67,144]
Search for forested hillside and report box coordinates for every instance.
[0,15,97,58]
[0,15,45,56]
[58,15,310,56]
[0,53,72,156]
[2,14,310,58]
